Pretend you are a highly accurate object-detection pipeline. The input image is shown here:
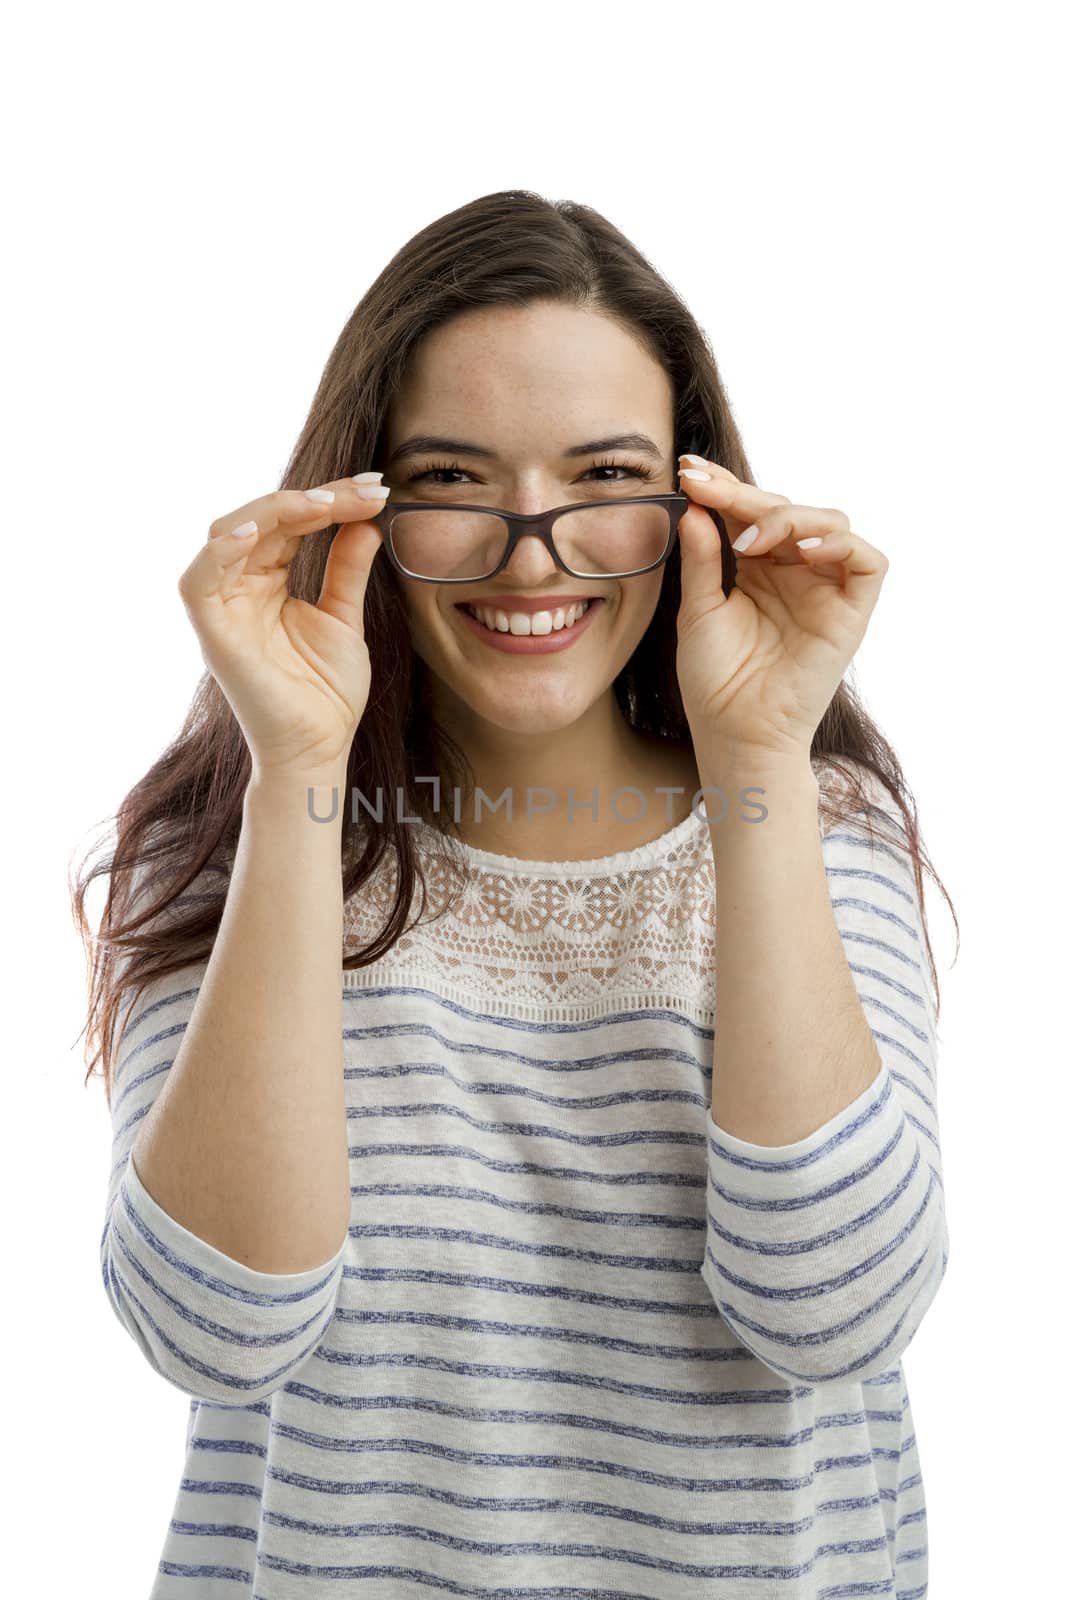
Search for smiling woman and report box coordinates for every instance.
[73,188,957,1600]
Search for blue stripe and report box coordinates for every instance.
[99,792,940,1595]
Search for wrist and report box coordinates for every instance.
[694,742,813,791]
[693,749,818,841]
[245,767,350,826]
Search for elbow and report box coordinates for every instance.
[100,1209,346,1405]
[700,1223,950,1385]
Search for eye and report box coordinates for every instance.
[586,459,655,483]
[407,461,472,485]
[406,457,656,486]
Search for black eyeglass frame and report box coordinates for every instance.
[372,493,691,585]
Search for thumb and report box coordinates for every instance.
[315,519,383,634]
[676,501,726,617]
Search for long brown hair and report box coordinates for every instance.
[69,188,959,1106]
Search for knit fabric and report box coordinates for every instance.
[101,758,948,1597]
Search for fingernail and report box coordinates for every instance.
[732,524,759,552]
[352,471,384,483]
[681,454,711,466]
[679,468,712,481]
[305,488,336,503]
[356,483,391,499]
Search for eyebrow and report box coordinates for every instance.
[385,432,666,465]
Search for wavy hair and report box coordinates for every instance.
[69,188,959,1105]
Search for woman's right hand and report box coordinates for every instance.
[178,473,391,782]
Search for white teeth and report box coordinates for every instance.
[469,600,592,635]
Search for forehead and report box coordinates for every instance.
[386,303,673,438]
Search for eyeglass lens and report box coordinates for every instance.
[389,504,672,581]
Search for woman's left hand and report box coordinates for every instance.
[673,454,890,769]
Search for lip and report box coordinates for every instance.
[455,596,605,654]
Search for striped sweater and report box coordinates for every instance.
[100,758,949,1598]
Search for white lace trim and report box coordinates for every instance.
[340,758,876,1025]
[343,807,719,1024]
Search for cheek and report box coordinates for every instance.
[392,577,431,627]
[622,577,665,636]
[397,586,459,668]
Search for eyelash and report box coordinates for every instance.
[405,456,655,486]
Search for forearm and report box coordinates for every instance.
[700,751,883,1147]
[130,767,351,1273]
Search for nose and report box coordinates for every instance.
[497,531,563,583]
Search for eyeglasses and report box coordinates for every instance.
[374,493,689,584]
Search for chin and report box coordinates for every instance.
[460,682,600,735]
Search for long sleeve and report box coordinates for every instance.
[700,766,950,1384]
[99,866,347,1406]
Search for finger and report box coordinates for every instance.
[179,477,391,606]
[316,517,384,633]
[679,454,740,479]
[733,505,889,602]
[677,464,790,542]
[731,504,852,565]
[206,477,392,554]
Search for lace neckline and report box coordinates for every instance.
[404,804,707,878]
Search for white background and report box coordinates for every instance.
[5,0,1061,1592]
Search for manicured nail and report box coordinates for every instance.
[679,468,712,481]
[796,537,823,548]
[305,488,336,503]
[680,454,711,466]
[356,483,391,499]
[352,471,384,483]
[732,524,759,552]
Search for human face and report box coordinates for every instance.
[379,301,676,739]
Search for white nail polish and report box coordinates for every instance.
[679,469,712,481]
[305,488,335,503]
[352,471,384,483]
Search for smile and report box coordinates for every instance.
[455,596,605,655]
[465,600,592,635]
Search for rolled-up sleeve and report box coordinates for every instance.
[99,886,347,1405]
[700,766,950,1384]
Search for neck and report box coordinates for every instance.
[420,681,699,859]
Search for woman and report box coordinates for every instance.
[74,190,956,1598]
